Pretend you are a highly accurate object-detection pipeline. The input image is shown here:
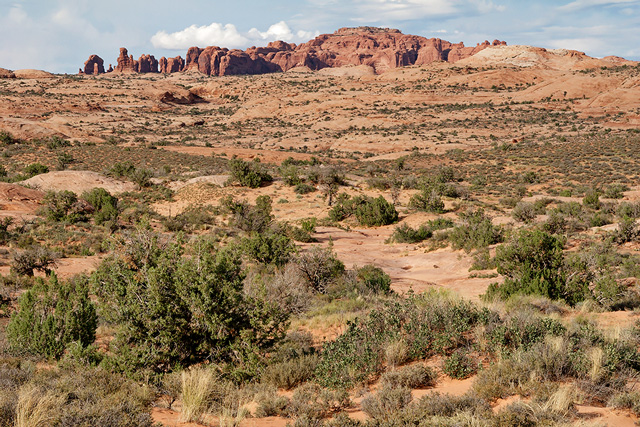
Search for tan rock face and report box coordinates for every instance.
[100,28,506,77]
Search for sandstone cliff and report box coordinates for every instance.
[83,27,507,77]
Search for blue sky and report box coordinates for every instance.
[1,0,639,73]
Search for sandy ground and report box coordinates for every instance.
[19,170,136,194]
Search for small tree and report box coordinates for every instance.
[228,158,272,188]
[7,273,97,359]
[41,190,87,223]
[11,245,57,276]
[82,187,119,225]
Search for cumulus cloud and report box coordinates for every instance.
[151,21,318,50]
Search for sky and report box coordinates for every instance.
[0,0,639,73]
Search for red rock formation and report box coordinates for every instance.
[159,56,185,73]
[114,48,138,73]
[81,55,105,75]
[96,28,506,77]
[138,54,159,73]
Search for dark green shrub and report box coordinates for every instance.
[617,202,640,219]
[443,350,477,379]
[0,217,13,245]
[354,196,398,227]
[41,190,88,223]
[242,231,295,267]
[583,189,601,210]
[223,195,273,233]
[390,223,433,243]
[280,164,302,186]
[23,162,49,177]
[294,183,316,194]
[613,216,638,244]
[604,184,628,199]
[449,209,502,252]
[6,274,96,359]
[486,230,577,303]
[409,189,445,213]
[356,265,391,295]
[82,188,119,225]
[512,202,537,223]
[228,158,273,188]
[91,232,288,375]
[0,131,17,145]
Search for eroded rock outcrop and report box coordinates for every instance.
[81,55,105,75]
[90,28,507,77]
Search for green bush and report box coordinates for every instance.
[294,183,315,194]
[409,189,445,213]
[329,195,398,226]
[23,163,49,177]
[82,188,119,225]
[390,223,433,243]
[228,158,273,188]
[7,274,97,359]
[354,196,398,226]
[356,265,391,295]
[486,230,579,303]
[442,350,477,379]
[583,189,601,210]
[613,216,638,244]
[449,209,502,252]
[242,231,295,267]
[223,195,273,233]
[91,231,288,375]
[41,190,88,223]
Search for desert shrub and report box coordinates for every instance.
[484,313,566,355]
[583,189,601,210]
[355,196,398,227]
[472,358,531,399]
[0,217,13,245]
[22,368,155,427]
[361,386,412,420]
[294,183,315,194]
[612,216,638,244]
[7,274,96,360]
[280,164,303,186]
[287,383,349,421]
[91,231,288,375]
[604,183,628,199]
[0,131,17,145]
[294,247,345,293]
[109,162,136,178]
[261,354,319,390]
[10,246,57,277]
[406,392,491,419]
[409,189,445,213]
[380,364,436,389]
[617,202,640,219]
[223,195,273,233]
[180,367,218,423]
[485,230,582,303]
[242,231,295,267]
[608,391,640,416]
[329,195,398,226]
[443,350,477,379]
[255,389,289,417]
[228,158,273,188]
[82,188,119,225]
[316,292,489,389]
[511,202,538,223]
[244,266,314,315]
[543,211,567,235]
[390,223,432,243]
[23,163,48,178]
[356,265,391,295]
[449,209,502,252]
[41,190,88,223]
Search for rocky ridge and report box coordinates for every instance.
[81,27,506,76]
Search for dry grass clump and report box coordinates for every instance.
[15,385,64,427]
[380,364,437,389]
[180,367,218,422]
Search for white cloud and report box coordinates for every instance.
[558,0,640,12]
[151,21,318,50]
